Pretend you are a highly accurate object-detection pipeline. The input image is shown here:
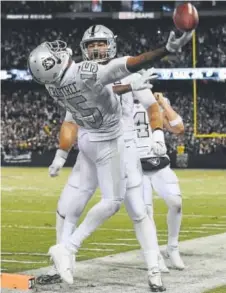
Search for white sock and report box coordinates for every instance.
[167,205,182,247]
[66,199,121,252]
[56,212,65,244]
[134,215,159,270]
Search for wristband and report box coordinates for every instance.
[169,115,182,127]
[153,129,165,143]
[56,149,69,160]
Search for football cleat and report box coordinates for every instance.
[48,244,74,284]
[148,268,166,292]
[166,246,185,270]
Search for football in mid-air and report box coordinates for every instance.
[173,3,199,32]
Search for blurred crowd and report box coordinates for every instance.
[1,88,226,156]
[164,92,226,155]
[1,2,226,157]
[1,89,63,155]
[2,19,226,69]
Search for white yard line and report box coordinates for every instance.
[201,227,226,230]
[3,209,226,219]
[3,233,223,293]
[80,248,114,252]
[1,225,223,234]
[202,223,226,227]
[1,260,48,264]
[1,248,115,256]
[115,235,190,242]
[1,252,84,257]
[1,187,48,192]
[1,252,48,256]
[2,210,55,214]
[90,242,140,247]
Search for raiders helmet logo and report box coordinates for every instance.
[42,57,56,71]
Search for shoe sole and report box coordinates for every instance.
[149,284,166,292]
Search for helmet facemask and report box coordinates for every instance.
[80,37,117,63]
[45,40,68,65]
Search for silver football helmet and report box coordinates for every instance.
[80,25,117,63]
[28,40,71,84]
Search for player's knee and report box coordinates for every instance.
[112,199,123,213]
[129,206,147,223]
[167,194,182,212]
[104,198,122,215]
[132,212,146,223]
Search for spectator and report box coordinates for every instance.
[1,88,225,156]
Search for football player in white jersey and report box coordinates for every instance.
[28,25,192,285]
[113,85,185,270]
[132,93,185,270]
[47,30,168,291]
[53,80,167,292]
[48,68,168,291]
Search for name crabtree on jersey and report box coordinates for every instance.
[45,56,132,141]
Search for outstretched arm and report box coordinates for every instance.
[126,31,193,73]
[99,31,193,86]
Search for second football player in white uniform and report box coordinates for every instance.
[133,93,185,270]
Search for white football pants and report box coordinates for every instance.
[142,166,182,247]
[63,132,127,251]
[58,138,160,269]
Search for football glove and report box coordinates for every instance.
[48,149,68,177]
[152,129,167,156]
[130,68,158,91]
[166,30,194,53]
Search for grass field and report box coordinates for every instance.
[204,286,226,293]
[1,168,226,274]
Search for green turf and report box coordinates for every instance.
[203,286,226,293]
[1,168,226,273]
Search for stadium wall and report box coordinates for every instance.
[1,151,226,169]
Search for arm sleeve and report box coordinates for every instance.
[64,111,77,123]
[133,89,157,109]
[97,56,131,86]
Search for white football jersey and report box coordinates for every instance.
[46,57,131,141]
[117,73,157,141]
[133,102,153,159]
